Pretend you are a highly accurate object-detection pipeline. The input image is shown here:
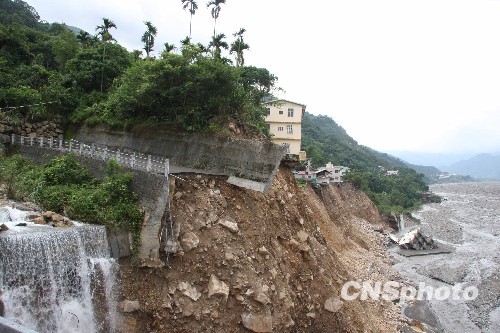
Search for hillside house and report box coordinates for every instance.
[263,99,306,157]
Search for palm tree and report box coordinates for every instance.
[76,30,92,48]
[163,42,176,53]
[132,49,143,60]
[230,28,249,66]
[209,33,228,60]
[181,36,192,47]
[95,18,117,93]
[182,0,198,37]
[142,21,157,58]
[207,0,226,37]
[95,18,116,43]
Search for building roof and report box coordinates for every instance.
[262,99,307,109]
[295,171,317,175]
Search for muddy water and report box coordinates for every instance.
[391,182,500,333]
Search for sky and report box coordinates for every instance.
[27,0,500,157]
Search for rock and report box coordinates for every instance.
[180,231,200,252]
[0,224,9,232]
[119,300,140,313]
[51,213,64,222]
[297,230,309,242]
[178,281,201,301]
[306,312,316,318]
[398,228,436,250]
[42,211,55,219]
[31,216,47,224]
[174,191,183,199]
[258,246,269,255]
[0,124,13,133]
[15,223,27,227]
[241,312,273,333]
[208,274,229,300]
[324,297,343,313]
[52,219,74,228]
[219,219,239,233]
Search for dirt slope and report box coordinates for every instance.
[117,167,405,332]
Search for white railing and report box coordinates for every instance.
[11,134,169,177]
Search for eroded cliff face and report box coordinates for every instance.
[117,167,404,333]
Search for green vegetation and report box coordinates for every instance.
[0,0,277,135]
[301,112,430,214]
[0,154,143,253]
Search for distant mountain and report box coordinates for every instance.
[443,154,500,179]
[389,151,474,169]
[301,112,408,170]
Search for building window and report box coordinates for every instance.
[282,143,290,153]
[286,124,293,134]
[278,126,284,131]
[279,110,283,115]
[288,108,294,117]
[266,108,270,116]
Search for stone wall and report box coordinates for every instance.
[0,117,63,139]
[15,145,169,266]
[74,125,286,192]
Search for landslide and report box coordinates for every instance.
[118,167,405,333]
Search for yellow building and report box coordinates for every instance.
[263,99,306,155]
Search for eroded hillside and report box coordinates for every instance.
[117,167,405,332]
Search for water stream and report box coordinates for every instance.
[0,207,118,333]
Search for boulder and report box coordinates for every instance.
[398,228,436,250]
[241,312,273,333]
[178,281,201,301]
[119,300,140,313]
[0,133,11,144]
[32,216,46,225]
[219,219,239,233]
[297,230,309,242]
[208,274,229,300]
[324,297,343,313]
[180,231,200,252]
[0,224,9,232]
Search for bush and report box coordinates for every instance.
[0,154,144,255]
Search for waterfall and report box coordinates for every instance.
[0,208,118,333]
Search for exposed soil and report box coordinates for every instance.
[117,167,406,332]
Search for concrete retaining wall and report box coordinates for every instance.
[0,317,38,333]
[74,125,285,192]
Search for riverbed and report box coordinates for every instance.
[391,182,500,333]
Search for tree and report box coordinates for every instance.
[181,0,198,37]
[230,28,249,67]
[209,33,228,60]
[132,49,143,60]
[163,43,176,53]
[141,21,157,58]
[207,0,226,37]
[95,18,116,43]
[76,30,92,48]
[95,18,117,92]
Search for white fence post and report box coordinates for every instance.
[39,137,44,148]
[69,140,73,152]
[90,144,95,158]
[116,150,121,163]
[11,134,15,144]
[103,147,108,161]
[131,153,136,168]
[30,136,34,146]
[59,139,63,150]
[20,136,25,145]
[79,142,83,155]
[164,159,169,177]
[49,137,53,149]
[147,155,152,172]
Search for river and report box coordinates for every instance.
[391,182,500,333]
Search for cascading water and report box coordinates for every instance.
[0,207,118,333]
